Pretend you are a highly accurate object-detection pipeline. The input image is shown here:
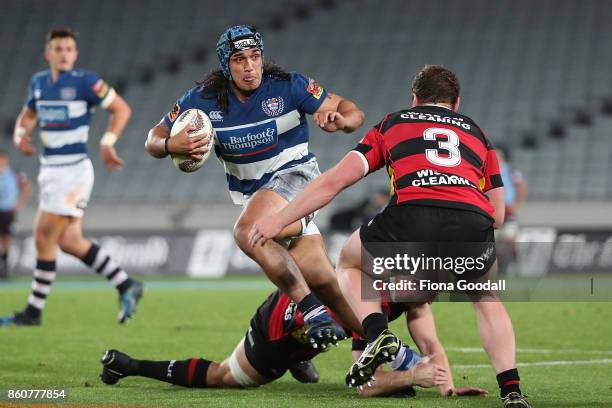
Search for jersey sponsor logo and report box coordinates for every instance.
[218,124,278,157]
[60,87,76,100]
[411,169,476,188]
[91,79,109,99]
[34,89,42,99]
[400,112,472,130]
[261,97,284,117]
[209,110,223,121]
[168,103,181,122]
[307,78,324,99]
[38,105,70,128]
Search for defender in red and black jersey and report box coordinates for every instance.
[353,103,502,282]
[250,65,530,407]
[354,104,502,218]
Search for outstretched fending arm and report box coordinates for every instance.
[313,93,365,133]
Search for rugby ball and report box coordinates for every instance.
[169,108,215,173]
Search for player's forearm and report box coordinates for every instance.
[105,97,131,137]
[430,347,454,395]
[486,187,505,228]
[337,99,365,133]
[145,126,170,158]
[13,109,37,141]
[357,370,415,397]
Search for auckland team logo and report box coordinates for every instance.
[261,97,284,117]
[60,87,76,100]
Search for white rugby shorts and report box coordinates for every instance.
[38,158,94,217]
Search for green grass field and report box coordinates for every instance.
[1,277,612,408]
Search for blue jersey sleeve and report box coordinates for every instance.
[289,73,328,114]
[82,71,113,107]
[25,77,37,111]
[163,87,199,129]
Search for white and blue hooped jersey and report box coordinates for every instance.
[164,72,328,204]
[25,69,116,165]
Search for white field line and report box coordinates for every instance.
[453,358,612,369]
[447,347,612,355]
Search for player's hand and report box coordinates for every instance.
[248,215,284,247]
[313,111,348,132]
[166,124,211,160]
[14,133,36,156]
[101,145,124,170]
[450,387,489,397]
[411,363,448,388]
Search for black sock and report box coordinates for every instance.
[362,312,388,342]
[497,368,521,397]
[297,293,325,321]
[136,358,211,388]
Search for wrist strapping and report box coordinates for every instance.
[100,131,119,146]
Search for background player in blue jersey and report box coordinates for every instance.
[1,28,142,326]
[0,150,32,279]
[146,25,365,347]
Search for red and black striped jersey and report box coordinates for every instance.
[249,290,333,364]
[352,105,503,219]
[250,290,406,362]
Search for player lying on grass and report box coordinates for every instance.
[100,290,484,398]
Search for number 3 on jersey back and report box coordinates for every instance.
[423,127,461,167]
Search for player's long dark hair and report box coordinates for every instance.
[196,62,290,112]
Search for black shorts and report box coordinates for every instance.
[360,204,496,281]
[0,211,15,235]
[243,326,289,381]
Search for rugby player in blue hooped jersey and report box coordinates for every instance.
[2,28,144,327]
[146,25,365,349]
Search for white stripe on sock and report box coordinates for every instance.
[31,281,52,295]
[303,305,326,321]
[33,269,56,281]
[28,295,46,310]
[92,248,129,288]
[110,270,129,287]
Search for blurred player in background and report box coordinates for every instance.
[495,147,528,273]
[250,65,532,407]
[100,289,458,398]
[146,25,364,348]
[1,27,142,326]
[0,149,32,279]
